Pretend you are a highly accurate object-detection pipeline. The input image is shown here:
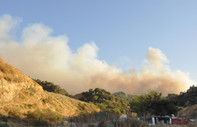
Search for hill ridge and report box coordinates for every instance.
[0,57,99,121]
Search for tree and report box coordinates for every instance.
[80,88,130,114]
[130,93,149,117]
[130,91,178,117]
[33,79,68,96]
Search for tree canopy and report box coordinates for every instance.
[33,79,68,96]
[80,88,130,115]
[130,91,178,116]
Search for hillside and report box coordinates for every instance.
[178,104,197,118]
[0,58,99,123]
[177,86,197,106]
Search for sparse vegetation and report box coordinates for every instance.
[122,118,148,127]
[0,57,99,126]
[24,104,33,109]
[71,112,148,127]
[19,93,26,99]
[27,109,63,126]
[8,108,23,119]
[26,87,37,96]
[42,96,56,106]
[0,58,25,82]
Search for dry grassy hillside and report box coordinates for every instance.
[0,58,99,121]
[178,104,197,118]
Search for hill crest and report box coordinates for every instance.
[0,58,99,120]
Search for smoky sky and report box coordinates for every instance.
[0,14,194,95]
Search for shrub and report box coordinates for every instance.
[26,87,36,96]
[19,94,26,99]
[27,108,63,125]
[0,123,9,127]
[42,97,56,106]
[129,118,148,127]
[24,104,33,109]
[117,118,148,127]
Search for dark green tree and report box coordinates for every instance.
[80,88,130,115]
[130,91,178,117]
[33,79,68,96]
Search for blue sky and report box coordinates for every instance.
[1,0,197,80]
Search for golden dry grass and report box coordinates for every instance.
[0,57,99,120]
[0,58,30,82]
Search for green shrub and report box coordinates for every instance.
[0,123,9,127]
[42,97,56,106]
[19,93,26,99]
[27,108,63,125]
[26,87,36,96]
[24,104,33,108]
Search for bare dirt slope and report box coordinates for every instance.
[0,58,99,119]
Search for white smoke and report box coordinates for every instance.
[0,14,194,95]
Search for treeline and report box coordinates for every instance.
[79,88,178,116]
[80,88,130,115]
[33,79,68,96]
[130,91,177,116]
[33,78,197,117]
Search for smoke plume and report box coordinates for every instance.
[0,14,194,95]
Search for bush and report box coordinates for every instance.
[128,118,148,127]
[26,87,36,96]
[117,118,148,127]
[0,116,8,127]
[19,93,26,99]
[0,123,9,127]
[24,104,33,108]
[27,109,63,125]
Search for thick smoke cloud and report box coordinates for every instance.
[0,14,194,95]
